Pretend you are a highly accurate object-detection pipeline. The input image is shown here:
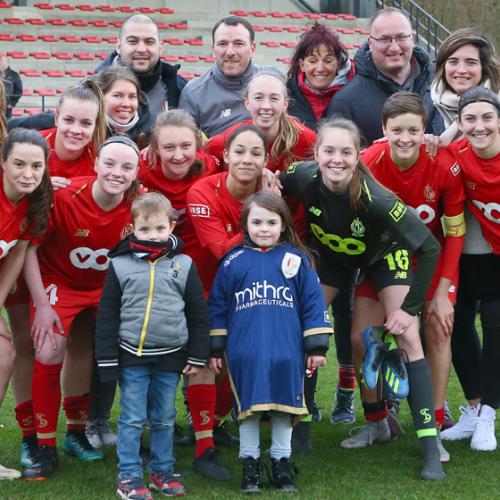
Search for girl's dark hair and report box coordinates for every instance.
[457,85,500,116]
[434,28,500,94]
[382,91,428,126]
[1,128,53,236]
[150,109,204,178]
[316,118,377,211]
[225,124,268,151]
[288,22,348,79]
[57,80,107,152]
[240,191,315,265]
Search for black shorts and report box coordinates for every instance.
[357,245,414,297]
[316,257,357,290]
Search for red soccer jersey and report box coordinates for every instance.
[447,139,500,254]
[204,117,316,173]
[37,176,132,290]
[186,171,246,292]
[362,142,465,280]
[138,150,220,259]
[0,172,29,259]
[41,128,96,178]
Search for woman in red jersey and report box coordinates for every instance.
[0,128,52,480]
[205,72,315,173]
[362,92,466,463]
[182,125,269,482]
[7,80,109,468]
[21,136,140,481]
[439,87,500,451]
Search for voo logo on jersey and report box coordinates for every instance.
[472,200,500,223]
[415,204,436,224]
[234,280,294,311]
[0,239,18,259]
[70,247,110,271]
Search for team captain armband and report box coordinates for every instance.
[443,213,466,237]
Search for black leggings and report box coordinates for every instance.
[451,254,500,409]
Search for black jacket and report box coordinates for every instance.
[96,52,186,109]
[1,67,23,117]
[328,43,443,145]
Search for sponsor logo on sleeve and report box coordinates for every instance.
[188,204,210,218]
[389,201,407,223]
[287,162,297,174]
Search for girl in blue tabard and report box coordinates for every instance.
[208,191,331,494]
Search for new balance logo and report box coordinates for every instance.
[309,206,321,216]
[74,229,90,237]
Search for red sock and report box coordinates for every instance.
[63,395,90,432]
[435,407,445,429]
[338,364,357,391]
[214,376,233,426]
[187,384,216,458]
[32,360,62,447]
[15,400,36,438]
[363,401,388,422]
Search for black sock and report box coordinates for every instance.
[406,359,437,455]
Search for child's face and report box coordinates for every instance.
[247,204,283,248]
[133,211,176,242]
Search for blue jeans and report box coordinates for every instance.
[117,365,180,481]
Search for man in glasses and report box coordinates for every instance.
[328,7,443,145]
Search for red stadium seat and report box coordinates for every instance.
[157,23,170,29]
[56,4,76,10]
[31,52,50,59]
[95,53,109,60]
[111,21,123,28]
[83,36,102,43]
[34,88,58,96]
[97,5,115,12]
[20,70,41,76]
[27,18,46,25]
[287,12,304,19]
[280,42,297,48]
[60,35,81,43]
[260,41,280,48]
[266,26,283,32]
[253,26,264,32]
[47,19,67,26]
[117,6,134,13]
[321,13,338,20]
[34,3,54,9]
[8,51,28,58]
[338,13,357,20]
[25,108,45,115]
[276,57,291,64]
[53,52,73,60]
[172,22,188,30]
[199,55,215,63]
[355,28,369,35]
[249,11,267,17]
[283,27,301,33]
[161,55,179,62]
[157,8,174,14]
[0,2,12,7]
[0,34,15,41]
[74,52,95,60]
[230,10,249,16]
[22,89,34,96]
[270,12,286,18]
[66,70,86,77]
[76,4,96,11]
[136,7,155,13]
[86,70,95,75]
[92,20,108,27]
[70,19,89,27]
[16,34,37,42]
[185,38,203,46]
[39,35,58,42]
[12,109,24,117]
[5,17,24,24]
[180,55,199,62]
[44,70,65,77]
[103,37,118,43]
[304,13,321,19]
[164,38,184,45]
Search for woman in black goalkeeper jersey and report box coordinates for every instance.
[278,117,445,480]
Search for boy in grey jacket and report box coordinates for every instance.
[95,192,209,499]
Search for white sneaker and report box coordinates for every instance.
[471,404,497,451]
[0,463,21,480]
[340,419,391,448]
[85,420,103,449]
[96,419,117,446]
[436,436,450,463]
[440,404,480,441]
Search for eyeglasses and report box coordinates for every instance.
[369,34,413,46]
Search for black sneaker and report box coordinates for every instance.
[213,424,239,447]
[22,444,58,481]
[240,457,261,494]
[271,457,297,492]
[20,435,39,468]
[192,447,231,481]
[174,423,193,446]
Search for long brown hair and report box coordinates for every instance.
[240,191,315,265]
[1,128,53,236]
[245,72,300,165]
[57,80,107,152]
[316,118,375,211]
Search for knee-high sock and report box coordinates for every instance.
[406,359,438,456]
[32,360,62,447]
[63,394,90,432]
[15,400,36,438]
[214,376,233,425]
[187,384,216,458]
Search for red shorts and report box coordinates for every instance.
[29,280,101,337]
[5,276,30,307]
[356,253,458,304]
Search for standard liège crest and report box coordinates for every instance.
[350,217,365,237]
[423,184,435,203]
[281,252,301,279]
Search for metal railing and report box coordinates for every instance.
[376,0,451,59]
